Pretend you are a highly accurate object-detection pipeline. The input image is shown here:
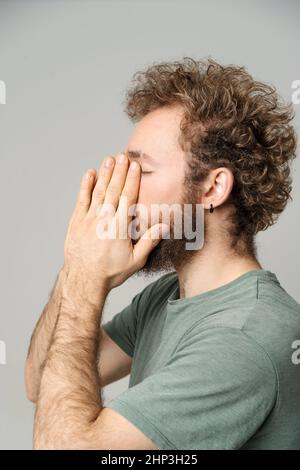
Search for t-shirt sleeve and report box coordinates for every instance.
[102,291,141,358]
[104,326,278,450]
[102,273,176,358]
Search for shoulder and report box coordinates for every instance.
[242,273,300,343]
[200,270,300,338]
[174,324,278,404]
[256,272,300,316]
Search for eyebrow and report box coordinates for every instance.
[124,149,156,165]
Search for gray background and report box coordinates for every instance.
[0,0,299,449]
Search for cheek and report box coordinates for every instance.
[136,175,183,226]
[137,182,154,207]
[138,175,182,207]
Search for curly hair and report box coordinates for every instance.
[123,57,297,254]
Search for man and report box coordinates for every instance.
[25,58,300,450]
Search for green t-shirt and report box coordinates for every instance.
[102,269,300,450]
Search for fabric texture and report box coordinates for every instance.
[102,269,300,450]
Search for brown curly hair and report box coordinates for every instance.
[123,57,297,254]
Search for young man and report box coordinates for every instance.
[25,58,300,450]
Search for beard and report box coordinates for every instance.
[132,187,205,278]
[135,232,193,276]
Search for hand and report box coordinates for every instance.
[63,152,168,303]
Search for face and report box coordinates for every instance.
[125,104,186,212]
[124,105,202,276]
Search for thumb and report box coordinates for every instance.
[133,223,170,265]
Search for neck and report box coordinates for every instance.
[176,237,262,300]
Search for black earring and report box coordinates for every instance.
[209,203,214,213]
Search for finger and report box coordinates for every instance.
[102,153,129,209]
[133,223,170,267]
[115,159,141,227]
[75,168,96,218]
[89,156,116,214]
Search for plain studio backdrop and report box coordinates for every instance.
[0,0,299,449]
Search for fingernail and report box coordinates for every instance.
[105,157,114,168]
[117,153,125,164]
[85,170,94,180]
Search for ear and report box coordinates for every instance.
[201,167,234,210]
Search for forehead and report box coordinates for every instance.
[125,105,185,163]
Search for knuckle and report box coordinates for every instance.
[93,188,106,201]
[106,185,119,197]
[77,199,88,208]
[76,193,89,205]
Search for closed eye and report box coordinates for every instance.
[141,171,153,174]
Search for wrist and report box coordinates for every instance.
[60,263,70,280]
[59,266,68,285]
[62,268,110,310]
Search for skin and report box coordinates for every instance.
[28,104,262,449]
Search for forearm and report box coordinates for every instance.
[25,267,67,402]
[33,272,109,449]
[32,152,159,449]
